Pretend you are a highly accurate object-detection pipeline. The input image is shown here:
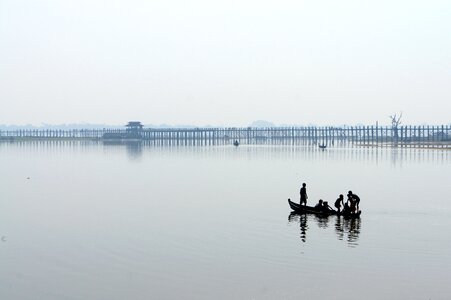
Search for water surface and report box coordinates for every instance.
[1,141,450,299]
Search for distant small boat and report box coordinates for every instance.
[288,199,361,218]
[233,140,239,146]
[319,144,327,149]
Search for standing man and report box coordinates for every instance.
[300,183,308,206]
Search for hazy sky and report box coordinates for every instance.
[1,0,450,126]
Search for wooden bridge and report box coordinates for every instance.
[1,125,450,148]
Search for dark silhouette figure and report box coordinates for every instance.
[348,190,361,211]
[315,199,323,209]
[334,194,344,212]
[300,183,308,206]
[347,194,357,213]
[343,201,351,214]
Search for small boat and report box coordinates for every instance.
[233,140,239,146]
[288,199,361,218]
[319,144,327,149]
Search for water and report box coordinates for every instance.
[1,141,450,299]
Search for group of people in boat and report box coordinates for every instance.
[300,183,361,214]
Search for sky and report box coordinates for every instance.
[1,0,450,126]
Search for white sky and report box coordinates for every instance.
[1,0,450,126]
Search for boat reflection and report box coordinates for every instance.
[288,212,362,247]
[314,214,330,229]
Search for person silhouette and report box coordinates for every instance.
[315,199,323,209]
[300,183,308,206]
[347,191,360,211]
[334,194,344,212]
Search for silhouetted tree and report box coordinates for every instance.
[389,112,402,140]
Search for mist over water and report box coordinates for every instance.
[1,141,450,299]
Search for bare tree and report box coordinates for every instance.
[389,112,402,139]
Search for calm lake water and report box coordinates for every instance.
[1,141,450,299]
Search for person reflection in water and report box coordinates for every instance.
[299,214,308,243]
[334,194,344,213]
[300,183,308,206]
[288,211,361,247]
[288,213,309,243]
[335,216,362,246]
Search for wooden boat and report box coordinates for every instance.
[319,144,327,149]
[233,140,239,146]
[288,199,361,218]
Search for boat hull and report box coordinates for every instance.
[288,199,361,218]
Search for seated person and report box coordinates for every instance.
[322,201,332,212]
[315,199,324,209]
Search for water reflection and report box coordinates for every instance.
[335,216,361,247]
[288,213,309,243]
[289,212,362,247]
[314,215,330,229]
[298,213,308,242]
[125,142,143,160]
[1,140,450,166]
[102,141,143,160]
